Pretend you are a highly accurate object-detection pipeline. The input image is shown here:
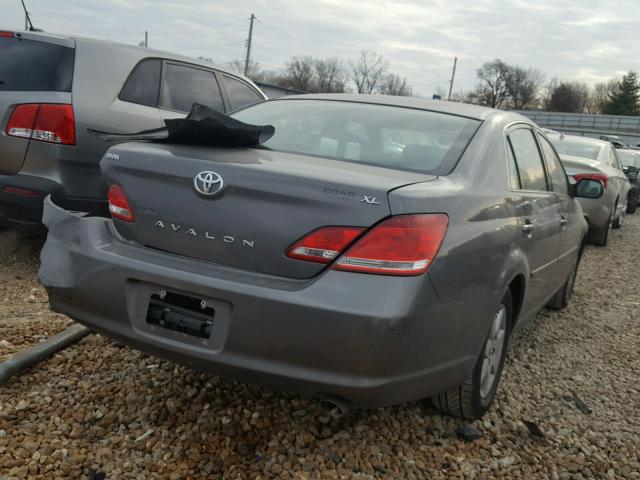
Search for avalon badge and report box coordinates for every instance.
[194,171,224,196]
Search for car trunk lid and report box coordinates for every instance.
[101,142,435,279]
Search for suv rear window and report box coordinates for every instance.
[160,63,225,113]
[232,99,480,175]
[0,37,74,92]
[119,58,162,107]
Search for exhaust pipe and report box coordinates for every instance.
[319,395,352,419]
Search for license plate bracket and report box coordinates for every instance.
[146,290,214,339]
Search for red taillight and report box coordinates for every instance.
[332,214,449,276]
[574,173,608,189]
[287,226,366,263]
[5,104,38,139]
[6,104,75,145]
[108,184,134,222]
[0,31,14,38]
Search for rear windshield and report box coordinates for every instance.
[232,99,480,174]
[0,37,74,92]
[618,150,639,167]
[550,137,601,161]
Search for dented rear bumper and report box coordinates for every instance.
[39,197,491,407]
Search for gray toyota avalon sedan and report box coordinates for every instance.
[39,95,602,418]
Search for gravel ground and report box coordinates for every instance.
[0,217,639,479]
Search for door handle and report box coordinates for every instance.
[560,216,568,227]
[522,221,534,234]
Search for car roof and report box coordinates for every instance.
[11,30,245,82]
[275,93,512,121]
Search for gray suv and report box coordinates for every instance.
[0,29,266,227]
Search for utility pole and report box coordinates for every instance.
[447,56,458,101]
[144,31,148,48]
[244,14,255,77]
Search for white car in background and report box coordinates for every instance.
[547,133,630,246]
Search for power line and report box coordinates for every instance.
[179,39,246,53]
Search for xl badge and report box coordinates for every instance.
[194,171,224,196]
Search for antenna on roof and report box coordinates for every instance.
[19,0,42,32]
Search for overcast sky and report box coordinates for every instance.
[2,0,638,96]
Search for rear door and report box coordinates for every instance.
[507,125,563,311]
[0,32,75,175]
[158,62,226,121]
[537,131,583,273]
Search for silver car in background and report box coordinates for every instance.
[547,133,630,246]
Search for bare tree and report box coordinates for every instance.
[468,59,511,108]
[506,66,545,110]
[588,79,618,113]
[544,78,590,113]
[282,56,316,91]
[314,58,347,93]
[228,58,263,81]
[351,50,388,94]
[379,74,411,96]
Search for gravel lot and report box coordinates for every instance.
[0,217,639,480]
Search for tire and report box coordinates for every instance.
[546,249,581,310]
[612,211,624,229]
[626,193,637,214]
[612,200,624,229]
[431,291,513,419]
[587,213,612,247]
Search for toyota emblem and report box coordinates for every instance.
[194,171,224,196]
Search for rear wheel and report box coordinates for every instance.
[612,207,624,229]
[431,292,512,419]
[587,212,612,246]
[626,193,638,214]
[547,250,581,310]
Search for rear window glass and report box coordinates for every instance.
[618,150,639,167]
[232,99,480,174]
[223,75,263,110]
[0,37,74,92]
[119,58,161,107]
[549,136,601,161]
[160,63,224,113]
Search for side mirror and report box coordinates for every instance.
[623,166,629,173]
[575,179,604,199]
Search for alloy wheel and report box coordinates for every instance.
[479,305,507,399]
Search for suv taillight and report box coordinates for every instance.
[108,184,135,222]
[6,104,75,145]
[287,214,449,276]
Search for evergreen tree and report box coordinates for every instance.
[602,71,640,116]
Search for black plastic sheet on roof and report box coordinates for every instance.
[89,103,275,147]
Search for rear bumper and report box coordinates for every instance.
[39,198,497,407]
[0,174,107,227]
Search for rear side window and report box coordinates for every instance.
[0,37,74,91]
[160,63,224,113]
[222,75,263,110]
[119,59,161,107]
[538,134,569,195]
[232,99,480,175]
[508,128,549,191]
